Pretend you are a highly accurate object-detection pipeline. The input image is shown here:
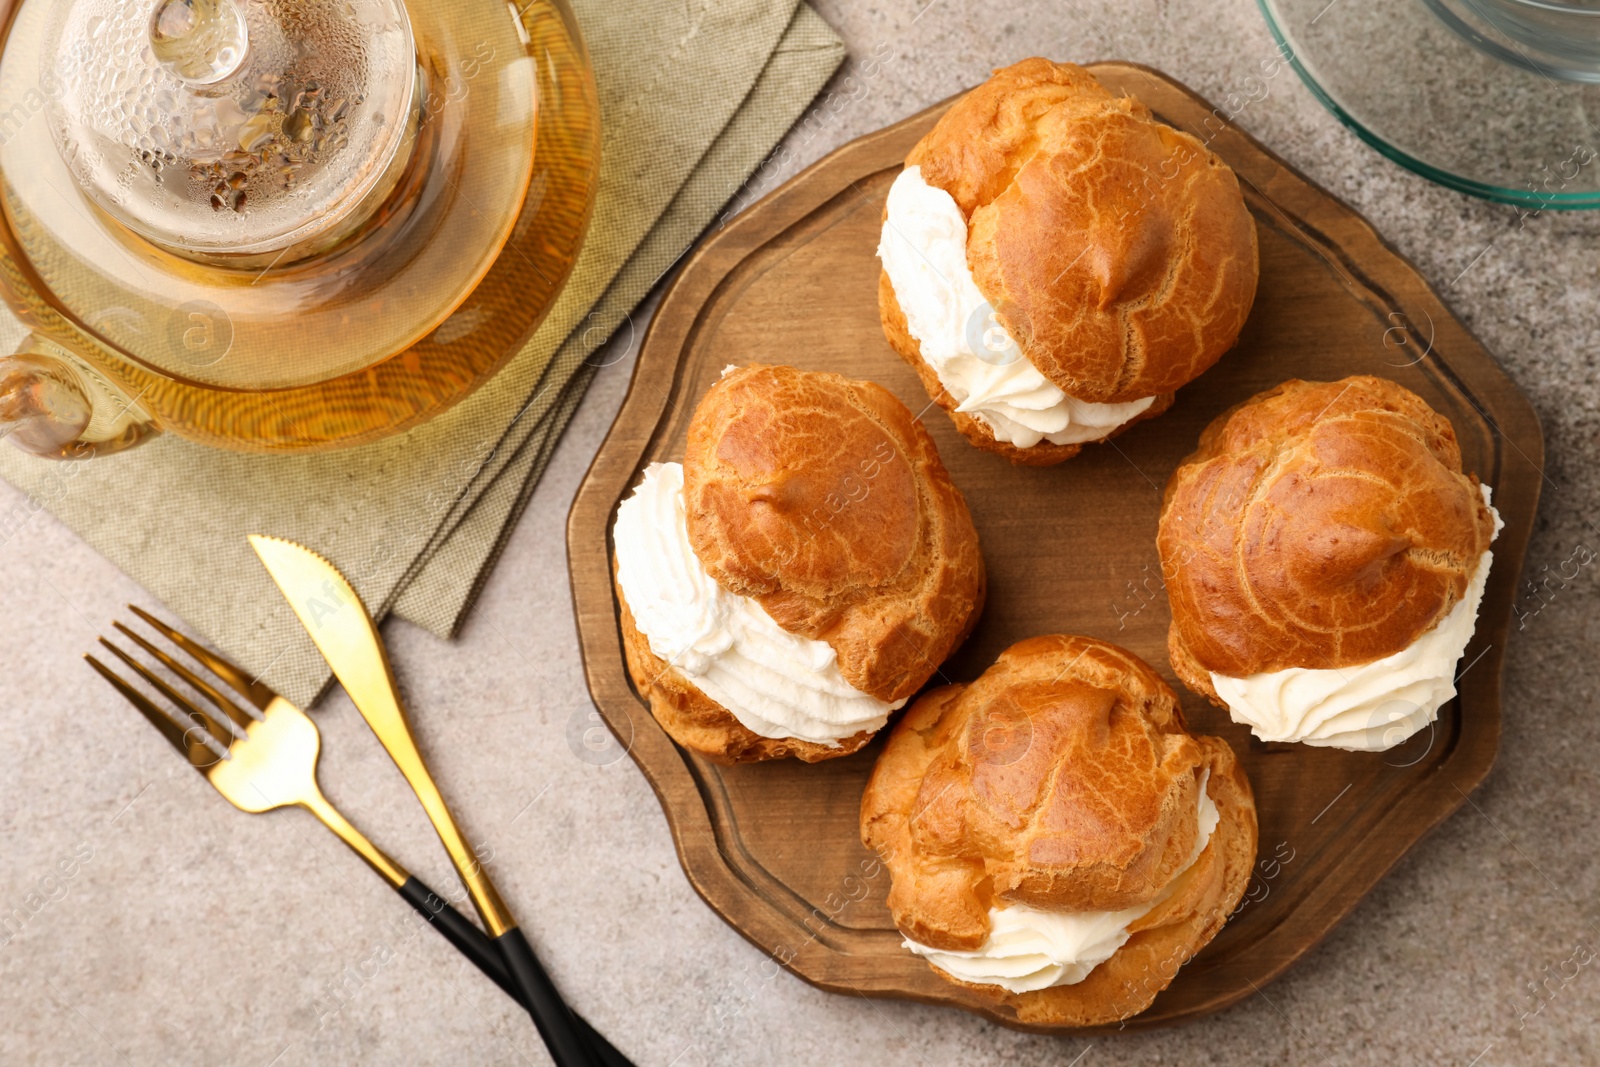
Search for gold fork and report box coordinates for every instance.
[85,607,631,1067]
[89,608,401,870]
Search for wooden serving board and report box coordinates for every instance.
[567,63,1543,1032]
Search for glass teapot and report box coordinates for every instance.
[0,0,598,458]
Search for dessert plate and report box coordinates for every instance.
[567,62,1543,1032]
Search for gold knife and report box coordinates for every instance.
[249,535,600,1067]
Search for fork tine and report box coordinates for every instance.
[96,638,233,758]
[128,605,276,711]
[86,654,216,770]
[114,621,256,736]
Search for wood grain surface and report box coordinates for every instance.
[566,62,1544,1032]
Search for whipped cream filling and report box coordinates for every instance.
[613,462,902,745]
[1211,485,1505,752]
[905,770,1219,993]
[876,165,1156,449]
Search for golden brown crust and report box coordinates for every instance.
[860,634,1256,1026]
[878,271,1174,467]
[1158,376,1500,690]
[961,738,1255,1026]
[682,365,986,704]
[894,57,1258,408]
[615,575,876,764]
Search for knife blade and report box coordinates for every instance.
[249,534,602,1067]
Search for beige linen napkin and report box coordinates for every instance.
[0,1,844,707]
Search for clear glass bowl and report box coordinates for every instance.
[1259,0,1600,208]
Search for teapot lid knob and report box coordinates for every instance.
[148,0,250,85]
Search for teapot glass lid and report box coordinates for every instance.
[44,0,419,260]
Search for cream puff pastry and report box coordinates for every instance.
[861,635,1257,1026]
[877,58,1259,466]
[1159,376,1503,750]
[613,365,985,763]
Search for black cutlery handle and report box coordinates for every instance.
[398,878,517,992]
[495,925,600,1067]
[396,878,632,1067]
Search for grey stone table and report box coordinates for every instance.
[2,2,1596,1064]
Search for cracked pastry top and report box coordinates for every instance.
[612,364,985,763]
[860,634,1257,1026]
[1158,375,1503,750]
[876,57,1259,466]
